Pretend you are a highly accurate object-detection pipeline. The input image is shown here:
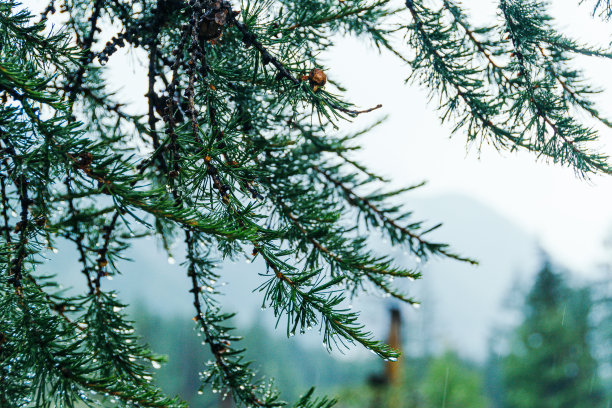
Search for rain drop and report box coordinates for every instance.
[168,256,176,265]
[152,361,161,369]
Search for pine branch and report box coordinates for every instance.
[65,172,95,294]
[313,165,476,264]
[7,0,611,405]
[405,0,612,176]
[257,247,400,360]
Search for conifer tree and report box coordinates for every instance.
[502,261,604,408]
[1,0,611,407]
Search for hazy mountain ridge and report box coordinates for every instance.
[43,194,538,362]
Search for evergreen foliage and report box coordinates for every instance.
[0,0,610,406]
[502,260,604,408]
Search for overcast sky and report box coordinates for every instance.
[22,0,612,274]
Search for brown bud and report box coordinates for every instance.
[307,68,327,91]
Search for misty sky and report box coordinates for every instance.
[22,0,612,274]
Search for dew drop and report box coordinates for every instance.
[152,361,161,369]
[168,256,176,265]
[11,210,17,217]
[413,303,421,309]
[113,306,122,312]
[106,275,114,280]
[387,356,398,362]
[198,391,203,395]
[52,248,59,254]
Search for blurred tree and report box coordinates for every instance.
[1,0,612,407]
[592,240,612,405]
[502,260,605,408]
[484,344,505,408]
[421,352,489,408]
[592,276,612,406]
